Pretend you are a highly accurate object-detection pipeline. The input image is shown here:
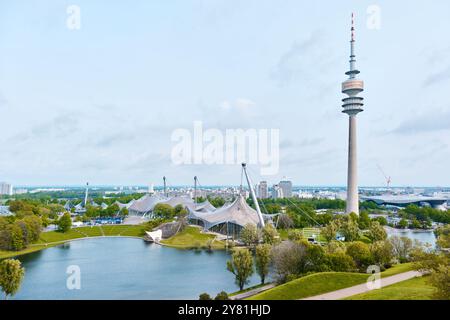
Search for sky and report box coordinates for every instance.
[0,0,449,187]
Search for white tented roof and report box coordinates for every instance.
[128,194,166,213]
[190,195,261,229]
[160,196,195,211]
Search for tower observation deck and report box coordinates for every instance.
[342,13,364,215]
[342,13,364,116]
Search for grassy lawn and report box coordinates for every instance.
[160,226,226,249]
[248,272,369,300]
[278,228,325,242]
[381,262,414,277]
[248,263,415,300]
[345,276,436,300]
[0,224,147,259]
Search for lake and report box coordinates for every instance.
[385,227,437,247]
[13,238,261,300]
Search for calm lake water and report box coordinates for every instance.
[13,238,260,300]
[385,227,436,247]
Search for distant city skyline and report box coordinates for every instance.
[1,1,450,186]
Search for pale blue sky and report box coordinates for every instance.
[0,0,449,186]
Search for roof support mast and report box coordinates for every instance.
[241,163,265,228]
[84,182,89,207]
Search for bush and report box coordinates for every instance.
[287,229,302,241]
[346,241,373,271]
[327,252,356,272]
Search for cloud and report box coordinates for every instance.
[392,109,450,134]
[270,31,325,86]
[423,66,450,87]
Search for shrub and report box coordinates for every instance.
[346,241,373,271]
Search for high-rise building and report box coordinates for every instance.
[271,184,283,199]
[0,182,13,196]
[257,181,268,199]
[279,178,293,198]
[342,13,364,215]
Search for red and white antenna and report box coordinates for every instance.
[351,12,355,41]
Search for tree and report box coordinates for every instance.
[0,259,25,299]
[435,225,450,249]
[367,221,387,242]
[358,211,371,229]
[58,212,72,233]
[398,218,408,229]
[240,224,260,247]
[327,252,356,272]
[226,248,254,291]
[214,291,229,300]
[346,241,373,271]
[153,204,175,219]
[271,241,307,283]
[370,240,394,267]
[389,236,413,263]
[199,293,212,300]
[277,214,293,229]
[262,224,279,245]
[340,216,360,242]
[321,220,339,242]
[287,229,302,241]
[412,248,450,300]
[255,244,271,284]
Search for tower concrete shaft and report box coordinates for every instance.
[342,13,364,215]
[346,115,359,214]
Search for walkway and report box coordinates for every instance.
[302,271,422,300]
[231,283,276,300]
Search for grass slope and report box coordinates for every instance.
[248,272,369,300]
[0,225,147,259]
[345,276,435,300]
[160,226,225,249]
[248,263,415,300]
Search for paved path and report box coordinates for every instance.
[302,271,422,300]
[231,284,276,300]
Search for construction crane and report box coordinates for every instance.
[377,165,392,189]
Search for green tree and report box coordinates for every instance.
[370,240,393,267]
[321,220,339,242]
[0,259,25,299]
[240,224,260,247]
[199,293,212,300]
[346,241,373,271]
[358,211,371,229]
[153,204,175,219]
[58,212,72,233]
[367,221,387,242]
[255,244,271,284]
[287,229,302,241]
[398,218,408,229]
[340,215,360,242]
[262,224,279,245]
[214,291,229,300]
[226,248,254,291]
[327,252,356,272]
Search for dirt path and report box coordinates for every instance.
[301,271,422,300]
